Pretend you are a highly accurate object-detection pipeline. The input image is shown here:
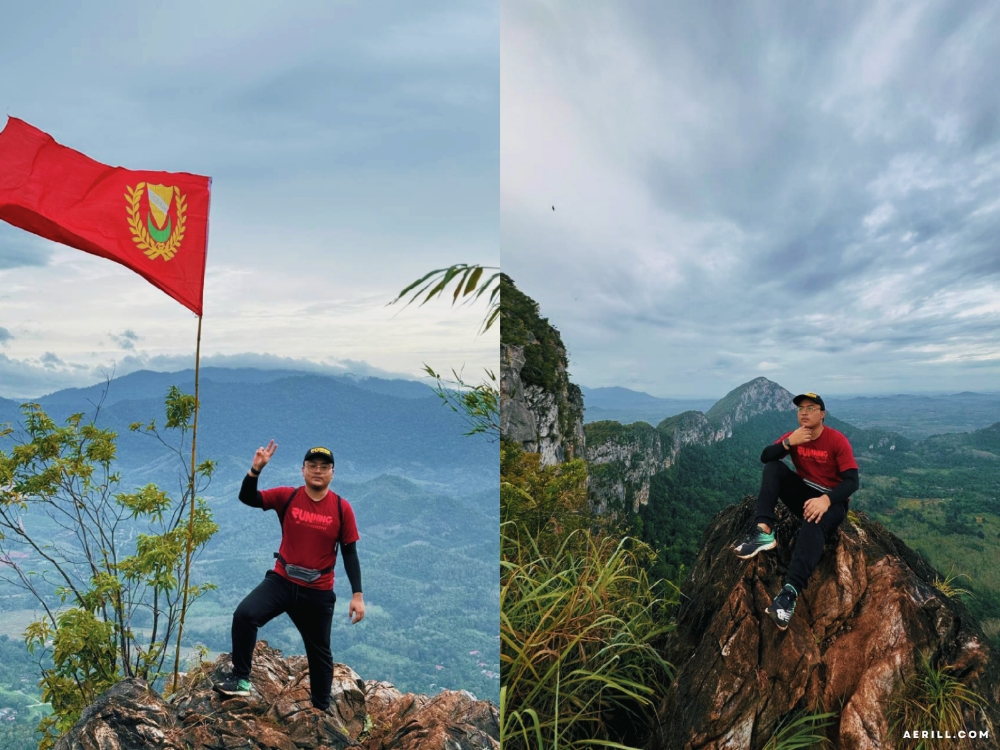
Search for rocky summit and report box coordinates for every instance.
[53,642,499,750]
[649,497,1000,750]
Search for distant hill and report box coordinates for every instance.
[579,385,714,425]
[23,367,432,409]
[825,392,1000,439]
[578,383,1000,439]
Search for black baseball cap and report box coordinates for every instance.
[792,392,826,411]
[303,446,335,465]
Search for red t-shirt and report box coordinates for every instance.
[261,486,360,590]
[776,426,858,490]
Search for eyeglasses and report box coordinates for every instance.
[305,462,333,471]
[796,406,821,414]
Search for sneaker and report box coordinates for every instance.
[733,525,776,559]
[766,584,798,630]
[213,674,252,697]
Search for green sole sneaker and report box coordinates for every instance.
[733,528,777,559]
[213,675,252,697]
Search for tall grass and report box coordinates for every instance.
[933,571,972,600]
[888,651,994,749]
[764,712,837,749]
[501,523,677,749]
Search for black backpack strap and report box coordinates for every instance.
[334,492,343,557]
[275,487,300,528]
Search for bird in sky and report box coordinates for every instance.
[551,206,555,211]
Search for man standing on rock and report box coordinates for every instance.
[214,441,365,710]
[732,393,859,630]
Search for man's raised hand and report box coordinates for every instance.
[252,440,278,473]
[789,426,814,446]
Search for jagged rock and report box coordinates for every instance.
[362,681,499,749]
[649,497,1000,750]
[53,678,178,750]
[54,642,498,750]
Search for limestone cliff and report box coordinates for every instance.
[586,378,795,511]
[648,497,1000,749]
[585,421,666,513]
[499,275,584,465]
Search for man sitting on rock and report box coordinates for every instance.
[732,392,859,630]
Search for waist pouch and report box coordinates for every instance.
[275,552,333,584]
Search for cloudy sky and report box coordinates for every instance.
[502,1,1000,398]
[0,1,497,399]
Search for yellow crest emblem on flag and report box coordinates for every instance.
[125,182,188,261]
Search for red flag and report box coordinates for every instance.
[0,117,210,316]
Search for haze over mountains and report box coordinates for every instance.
[580,386,714,427]
[0,367,496,493]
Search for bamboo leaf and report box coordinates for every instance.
[465,266,484,296]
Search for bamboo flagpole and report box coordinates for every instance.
[173,314,204,692]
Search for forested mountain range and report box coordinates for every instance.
[580,382,1000,438]
[585,377,796,513]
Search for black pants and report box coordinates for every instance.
[231,570,337,709]
[755,460,847,594]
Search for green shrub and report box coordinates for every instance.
[501,441,591,557]
[500,275,569,393]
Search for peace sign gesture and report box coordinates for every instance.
[251,440,277,473]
